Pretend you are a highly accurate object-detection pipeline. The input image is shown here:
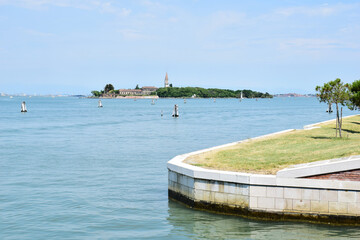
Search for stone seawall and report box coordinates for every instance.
[167,123,360,225]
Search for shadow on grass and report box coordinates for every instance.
[309,136,334,140]
[330,127,360,134]
[309,135,350,140]
[342,128,360,134]
[351,121,360,125]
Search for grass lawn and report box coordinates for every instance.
[185,115,360,174]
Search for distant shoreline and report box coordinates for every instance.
[89,96,159,99]
[88,96,315,99]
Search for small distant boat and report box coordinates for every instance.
[151,99,155,105]
[10,96,13,99]
[21,101,27,112]
[172,104,179,117]
[240,91,244,100]
[98,100,103,108]
[213,98,216,103]
[184,99,186,104]
[161,110,163,117]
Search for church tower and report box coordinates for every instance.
[164,72,169,88]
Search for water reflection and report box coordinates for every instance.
[167,201,360,239]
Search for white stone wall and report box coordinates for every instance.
[169,170,249,208]
[168,115,360,218]
[249,186,360,215]
[169,169,360,216]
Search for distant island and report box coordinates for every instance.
[273,93,315,97]
[156,87,272,98]
[91,73,273,99]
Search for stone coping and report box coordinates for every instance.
[167,114,360,191]
[277,155,360,178]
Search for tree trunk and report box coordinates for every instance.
[335,113,338,137]
[336,104,339,137]
[340,107,343,138]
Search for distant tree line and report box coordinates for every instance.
[91,84,115,97]
[156,87,273,98]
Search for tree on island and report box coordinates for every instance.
[91,90,101,97]
[156,87,272,98]
[316,78,350,138]
[348,80,360,111]
[135,84,140,89]
[104,84,114,93]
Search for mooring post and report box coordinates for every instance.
[172,104,179,117]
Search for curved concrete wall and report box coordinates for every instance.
[167,126,360,225]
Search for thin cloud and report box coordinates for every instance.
[275,3,359,17]
[118,29,148,40]
[141,0,167,11]
[0,0,131,16]
[0,0,92,10]
[210,11,247,29]
[198,10,248,40]
[168,17,178,23]
[25,29,55,37]
[279,38,360,51]
[95,2,131,17]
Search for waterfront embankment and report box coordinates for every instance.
[168,115,360,225]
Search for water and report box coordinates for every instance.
[0,96,358,239]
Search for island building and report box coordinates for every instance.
[141,86,158,95]
[118,89,142,95]
[164,72,169,88]
[101,74,165,97]
[117,86,158,96]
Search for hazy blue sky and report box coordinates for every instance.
[1,0,359,94]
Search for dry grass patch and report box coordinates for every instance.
[185,115,360,174]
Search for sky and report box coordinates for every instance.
[0,0,360,95]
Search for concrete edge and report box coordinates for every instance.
[277,155,360,178]
[167,115,360,191]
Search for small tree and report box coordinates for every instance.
[104,84,114,93]
[348,80,360,111]
[91,90,101,97]
[316,78,350,138]
[135,84,140,89]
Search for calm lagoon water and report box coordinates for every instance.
[0,96,359,239]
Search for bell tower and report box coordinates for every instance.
[164,72,169,88]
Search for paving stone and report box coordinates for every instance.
[250,186,267,197]
[302,189,320,200]
[257,197,275,209]
[293,199,311,211]
[338,190,356,203]
[319,190,338,202]
[311,200,329,213]
[267,187,284,198]
[284,187,302,199]
[329,202,348,214]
